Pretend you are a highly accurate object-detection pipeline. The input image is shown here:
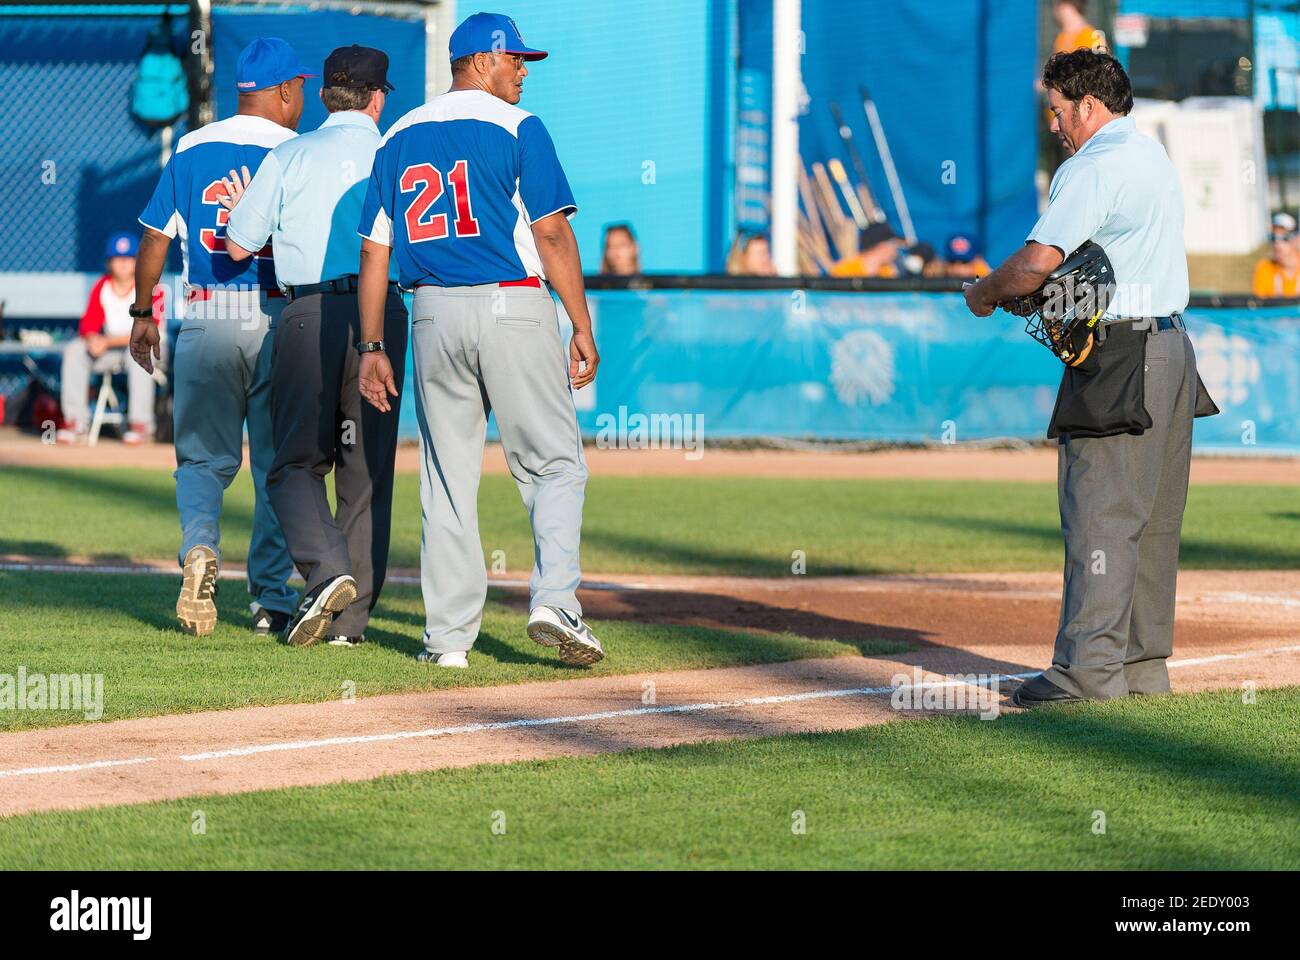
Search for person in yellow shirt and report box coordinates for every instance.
[1253,212,1300,297]
[1053,0,1107,55]
[830,222,902,278]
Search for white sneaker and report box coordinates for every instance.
[527,606,605,665]
[417,650,468,668]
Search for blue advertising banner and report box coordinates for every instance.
[397,290,1300,454]
[735,0,773,234]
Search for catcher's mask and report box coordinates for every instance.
[1008,240,1116,366]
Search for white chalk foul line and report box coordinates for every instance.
[3,642,1298,782]
[0,672,1036,779]
[1167,644,1300,668]
[178,672,1038,763]
[0,756,158,779]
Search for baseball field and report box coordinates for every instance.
[1,435,1298,870]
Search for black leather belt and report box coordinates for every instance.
[1102,314,1184,333]
[284,277,402,301]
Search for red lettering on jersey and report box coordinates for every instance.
[400,163,448,242]
[400,161,480,242]
[198,179,273,258]
[447,160,480,237]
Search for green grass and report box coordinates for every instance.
[2,686,1295,870]
[3,465,1299,574]
[0,570,902,731]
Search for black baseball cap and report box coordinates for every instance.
[323,45,394,92]
[859,222,898,251]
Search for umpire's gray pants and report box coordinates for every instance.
[1047,326,1197,699]
[411,282,587,654]
[267,290,408,637]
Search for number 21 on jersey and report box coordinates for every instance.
[400,161,481,242]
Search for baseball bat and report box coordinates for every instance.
[828,158,869,229]
[828,101,885,223]
[797,160,832,258]
[860,83,916,245]
[811,162,856,260]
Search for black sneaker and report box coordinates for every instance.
[283,575,358,647]
[251,606,291,637]
[326,634,366,647]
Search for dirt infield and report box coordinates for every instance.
[2,427,1297,484]
[1,568,1295,818]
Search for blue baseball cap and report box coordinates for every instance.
[105,232,138,260]
[945,233,982,263]
[449,12,548,62]
[235,37,316,92]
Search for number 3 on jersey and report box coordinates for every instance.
[401,161,481,242]
[199,180,271,258]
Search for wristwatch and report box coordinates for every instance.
[355,340,386,354]
[128,304,153,320]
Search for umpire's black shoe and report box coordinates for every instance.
[284,575,358,647]
[1012,673,1087,708]
[251,606,291,637]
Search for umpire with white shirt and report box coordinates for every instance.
[223,45,407,647]
[965,49,1217,705]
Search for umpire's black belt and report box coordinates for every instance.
[1100,313,1184,334]
[283,276,402,302]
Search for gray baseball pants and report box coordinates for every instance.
[1046,326,1197,699]
[172,289,297,616]
[410,282,587,655]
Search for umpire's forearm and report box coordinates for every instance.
[532,216,591,335]
[133,229,170,312]
[358,239,392,343]
[973,242,1062,307]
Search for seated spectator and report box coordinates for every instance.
[900,242,943,277]
[58,232,162,445]
[726,231,778,276]
[600,223,641,275]
[1252,212,1300,298]
[830,222,902,278]
[944,233,991,278]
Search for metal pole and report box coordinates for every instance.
[770,0,801,276]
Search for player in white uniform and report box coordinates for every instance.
[355,12,604,668]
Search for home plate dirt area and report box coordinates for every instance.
[1,569,1296,818]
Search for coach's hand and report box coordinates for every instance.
[359,351,398,413]
[569,330,599,389]
[129,320,160,374]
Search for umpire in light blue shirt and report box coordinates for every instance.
[964,49,1217,706]
[222,45,407,647]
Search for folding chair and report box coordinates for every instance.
[87,368,125,447]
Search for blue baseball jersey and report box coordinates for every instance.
[139,114,296,289]
[359,89,576,287]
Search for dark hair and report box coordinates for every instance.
[1042,48,1133,115]
[451,54,475,75]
